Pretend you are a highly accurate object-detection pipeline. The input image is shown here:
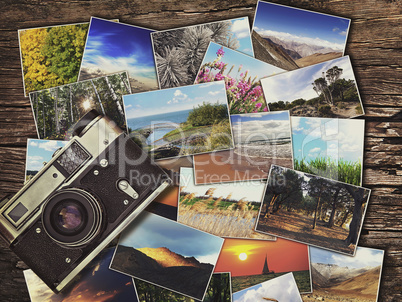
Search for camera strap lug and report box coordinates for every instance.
[117,180,139,199]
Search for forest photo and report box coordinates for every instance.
[124,81,233,160]
[79,17,158,92]
[178,167,274,240]
[151,17,253,89]
[233,273,302,302]
[111,212,223,300]
[261,56,364,118]
[134,273,232,302]
[252,1,350,70]
[19,22,89,96]
[256,165,371,255]
[304,246,384,302]
[214,238,311,294]
[195,42,284,114]
[193,111,293,184]
[30,71,130,140]
[292,117,365,186]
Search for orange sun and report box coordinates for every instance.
[239,252,247,261]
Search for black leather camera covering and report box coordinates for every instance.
[10,134,170,291]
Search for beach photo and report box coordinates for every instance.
[19,22,90,96]
[193,111,293,184]
[292,117,364,185]
[79,17,158,92]
[256,165,371,255]
[134,272,232,302]
[261,56,364,118]
[124,81,233,160]
[24,247,138,302]
[304,246,384,302]
[233,273,302,302]
[178,167,274,240]
[214,238,311,293]
[151,17,253,89]
[195,42,284,114]
[30,71,130,140]
[252,1,350,70]
[110,212,224,300]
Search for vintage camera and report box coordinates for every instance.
[0,110,171,292]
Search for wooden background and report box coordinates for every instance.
[0,0,400,300]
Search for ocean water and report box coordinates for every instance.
[127,109,192,145]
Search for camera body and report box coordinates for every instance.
[0,110,171,292]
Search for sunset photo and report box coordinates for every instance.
[214,238,311,293]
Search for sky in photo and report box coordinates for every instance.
[253,1,350,51]
[123,81,227,118]
[261,56,357,105]
[291,117,365,163]
[214,238,309,277]
[230,111,291,144]
[80,17,157,87]
[201,42,284,80]
[118,212,224,265]
[179,167,266,203]
[233,273,302,302]
[26,139,67,172]
[310,246,384,269]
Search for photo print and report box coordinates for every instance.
[79,17,158,93]
[195,42,284,115]
[214,238,311,293]
[151,17,254,89]
[24,247,138,302]
[19,22,90,96]
[304,246,384,302]
[178,167,275,240]
[134,272,232,302]
[110,211,224,300]
[261,56,364,118]
[123,81,233,160]
[25,139,67,182]
[29,71,130,140]
[256,165,371,255]
[292,117,365,186]
[233,273,303,302]
[193,111,293,184]
[252,1,350,70]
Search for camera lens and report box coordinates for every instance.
[42,189,103,247]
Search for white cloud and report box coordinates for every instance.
[28,155,43,161]
[339,30,347,36]
[29,140,38,147]
[196,251,221,266]
[257,28,344,51]
[208,90,221,96]
[331,247,383,269]
[231,19,250,39]
[125,104,132,108]
[38,141,62,152]
[309,147,321,153]
[333,27,340,32]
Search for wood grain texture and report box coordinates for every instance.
[0,0,400,301]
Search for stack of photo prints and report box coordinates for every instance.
[19,1,383,301]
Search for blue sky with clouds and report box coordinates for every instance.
[26,139,67,172]
[261,56,358,104]
[291,117,364,163]
[233,273,301,302]
[179,167,265,203]
[253,1,350,50]
[227,18,253,55]
[123,81,227,118]
[117,212,224,265]
[310,246,384,269]
[201,42,284,80]
[80,17,157,88]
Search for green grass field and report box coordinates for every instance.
[294,157,361,186]
[232,270,311,293]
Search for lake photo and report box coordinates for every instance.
[124,81,234,160]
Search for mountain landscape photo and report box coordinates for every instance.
[304,246,384,302]
[253,1,350,70]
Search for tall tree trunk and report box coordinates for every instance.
[265,195,278,218]
[119,72,131,93]
[327,187,341,227]
[312,192,322,229]
[344,186,366,245]
[90,79,105,115]
[42,95,45,138]
[54,88,60,134]
[105,76,124,119]
[340,210,350,228]
[69,85,74,122]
